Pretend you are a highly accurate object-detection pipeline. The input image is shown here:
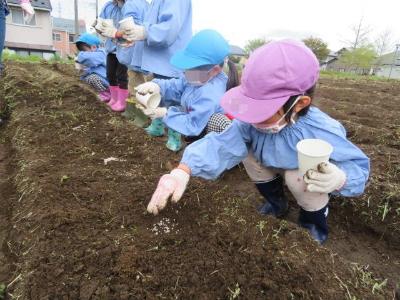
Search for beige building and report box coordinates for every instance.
[5,0,55,59]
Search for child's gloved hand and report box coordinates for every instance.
[135,81,160,95]
[147,168,190,215]
[142,107,167,119]
[123,24,146,41]
[100,25,118,38]
[304,162,346,194]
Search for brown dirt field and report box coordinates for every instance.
[0,62,398,299]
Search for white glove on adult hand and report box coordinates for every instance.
[123,25,146,41]
[304,162,346,194]
[100,25,118,38]
[21,2,35,16]
[142,107,167,119]
[94,18,105,32]
[147,169,190,215]
[135,81,160,95]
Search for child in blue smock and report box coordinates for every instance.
[75,33,109,94]
[135,30,239,152]
[121,0,193,145]
[146,40,370,245]
[96,0,148,112]
[96,0,128,111]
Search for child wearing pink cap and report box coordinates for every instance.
[145,40,370,244]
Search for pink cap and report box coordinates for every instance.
[221,39,319,123]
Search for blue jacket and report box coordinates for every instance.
[116,0,148,68]
[99,1,123,54]
[154,72,227,136]
[131,0,192,78]
[3,0,10,15]
[181,107,370,197]
[76,49,109,86]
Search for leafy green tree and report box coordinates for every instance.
[244,38,267,54]
[338,46,377,70]
[302,37,330,61]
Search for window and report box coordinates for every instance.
[11,8,36,26]
[16,50,29,57]
[53,33,61,41]
[69,34,76,43]
[30,51,43,58]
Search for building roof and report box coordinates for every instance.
[8,0,52,10]
[52,17,87,34]
[374,51,400,66]
[230,45,246,56]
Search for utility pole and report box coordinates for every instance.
[388,44,400,79]
[96,0,99,18]
[74,0,79,41]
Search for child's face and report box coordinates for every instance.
[184,65,222,86]
[81,45,97,52]
[254,96,311,126]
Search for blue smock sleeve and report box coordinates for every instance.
[121,0,147,24]
[181,121,251,180]
[162,90,217,137]
[76,51,105,68]
[329,138,370,197]
[98,1,109,18]
[143,0,191,48]
[154,77,185,104]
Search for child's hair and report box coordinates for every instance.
[76,42,90,52]
[283,84,316,123]
[219,58,239,91]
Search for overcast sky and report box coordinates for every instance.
[51,0,400,52]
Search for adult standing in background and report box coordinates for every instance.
[0,0,34,75]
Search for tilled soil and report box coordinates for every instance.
[0,62,398,299]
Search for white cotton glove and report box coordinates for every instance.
[96,19,117,38]
[142,107,167,119]
[135,81,160,95]
[303,162,346,194]
[92,19,102,34]
[100,25,118,38]
[123,24,146,41]
[94,17,105,32]
[147,169,190,215]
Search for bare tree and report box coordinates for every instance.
[344,17,372,49]
[374,29,394,57]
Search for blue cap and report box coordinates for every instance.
[170,29,230,70]
[76,33,101,47]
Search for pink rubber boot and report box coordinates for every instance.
[110,88,129,112]
[107,86,119,107]
[98,89,111,102]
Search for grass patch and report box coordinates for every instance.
[3,50,72,64]
[320,70,397,81]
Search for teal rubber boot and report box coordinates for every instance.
[166,128,182,152]
[145,118,165,137]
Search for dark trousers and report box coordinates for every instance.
[106,53,128,89]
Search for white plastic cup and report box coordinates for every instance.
[119,17,135,30]
[135,92,161,109]
[296,139,333,176]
